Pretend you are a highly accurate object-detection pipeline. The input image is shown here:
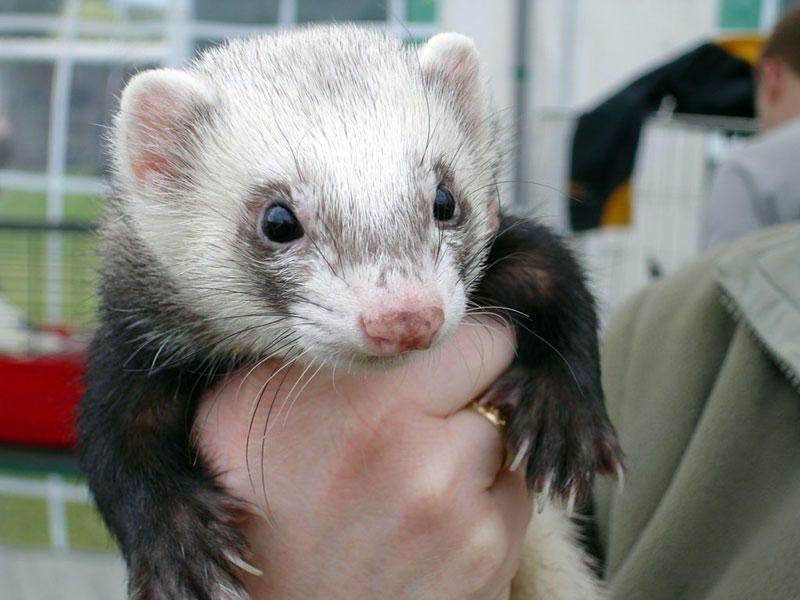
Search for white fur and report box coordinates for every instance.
[511,504,606,600]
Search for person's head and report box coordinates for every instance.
[756,5,800,130]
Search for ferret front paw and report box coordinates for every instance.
[125,489,262,600]
[484,367,623,510]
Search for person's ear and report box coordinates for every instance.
[760,57,783,102]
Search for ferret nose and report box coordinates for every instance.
[360,305,445,356]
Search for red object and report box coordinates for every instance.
[0,353,86,449]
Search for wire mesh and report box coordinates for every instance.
[0,221,96,355]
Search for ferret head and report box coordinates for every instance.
[110,26,504,369]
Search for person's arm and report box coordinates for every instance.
[195,317,531,600]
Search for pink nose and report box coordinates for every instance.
[361,305,445,356]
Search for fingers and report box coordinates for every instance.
[491,462,532,519]
[449,402,531,497]
[486,466,534,586]
[442,402,532,598]
[392,314,516,417]
[447,406,507,489]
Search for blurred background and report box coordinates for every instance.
[0,0,796,598]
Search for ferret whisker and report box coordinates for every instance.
[480,250,529,274]
[294,299,335,314]
[190,371,240,455]
[160,314,290,338]
[233,335,304,381]
[492,176,505,215]
[438,237,444,269]
[328,361,340,396]
[407,37,432,167]
[280,360,325,428]
[463,309,513,330]
[183,369,212,466]
[464,307,525,341]
[235,347,287,406]
[180,286,269,299]
[462,315,517,340]
[451,332,484,396]
[504,316,586,401]
[494,219,528,239]
[122,312,293,369]
[479,179,582,205]
[464,322,489,382]
[258,358,301,508]
[149,340,169,373]
[466,302,531,321]
[318,218,347,280]
[445,106,509,170]
[244,345,307,509]
[460,317,519,360]
[245,361,284,509]
[457,164,497,198]
[267,352,317,432]
[139,320,298,372]
[269,90,304,182]
[305,228,340,280]
[435,237,450,271]
[122,335,160,369]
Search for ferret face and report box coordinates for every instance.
[110,26,503,368]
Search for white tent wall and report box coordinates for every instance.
[440,0,721,112]
[439,1,517,115]
[532,0,719,110]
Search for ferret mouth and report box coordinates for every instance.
[329,348,421,372]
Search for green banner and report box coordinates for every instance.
[720,0,762,29]
[407,0,437,22]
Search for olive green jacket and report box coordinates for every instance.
[594,221,800,599]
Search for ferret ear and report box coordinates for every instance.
[418,33,489,124]
[117,69,215,186]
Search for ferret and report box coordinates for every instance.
[78,26,622,600]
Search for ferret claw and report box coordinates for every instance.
[541,475,552,499]
[565,486,577,518]
[218,497,269,524]
[616,462,625,494]
[507,436,530,472]
[536,475,553,513]
[219,582,250,600]
[226,552,263,577]
[244,504,269,522]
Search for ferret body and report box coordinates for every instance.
[78,26,621,599]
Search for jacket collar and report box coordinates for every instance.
[716,221,800,390]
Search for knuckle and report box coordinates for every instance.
[464,512,508,576]
[403,456,458,527]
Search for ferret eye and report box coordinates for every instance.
[433,185,457,221]
[262,204,304,243]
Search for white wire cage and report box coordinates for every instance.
[526,108,758,323]
[0,0,438,349]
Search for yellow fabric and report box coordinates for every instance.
[715,35,766,66]
[600,180,632,227]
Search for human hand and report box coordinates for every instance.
[195,316,531,600]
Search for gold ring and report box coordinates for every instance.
[469,399,516,469]
[468,400,507,430]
